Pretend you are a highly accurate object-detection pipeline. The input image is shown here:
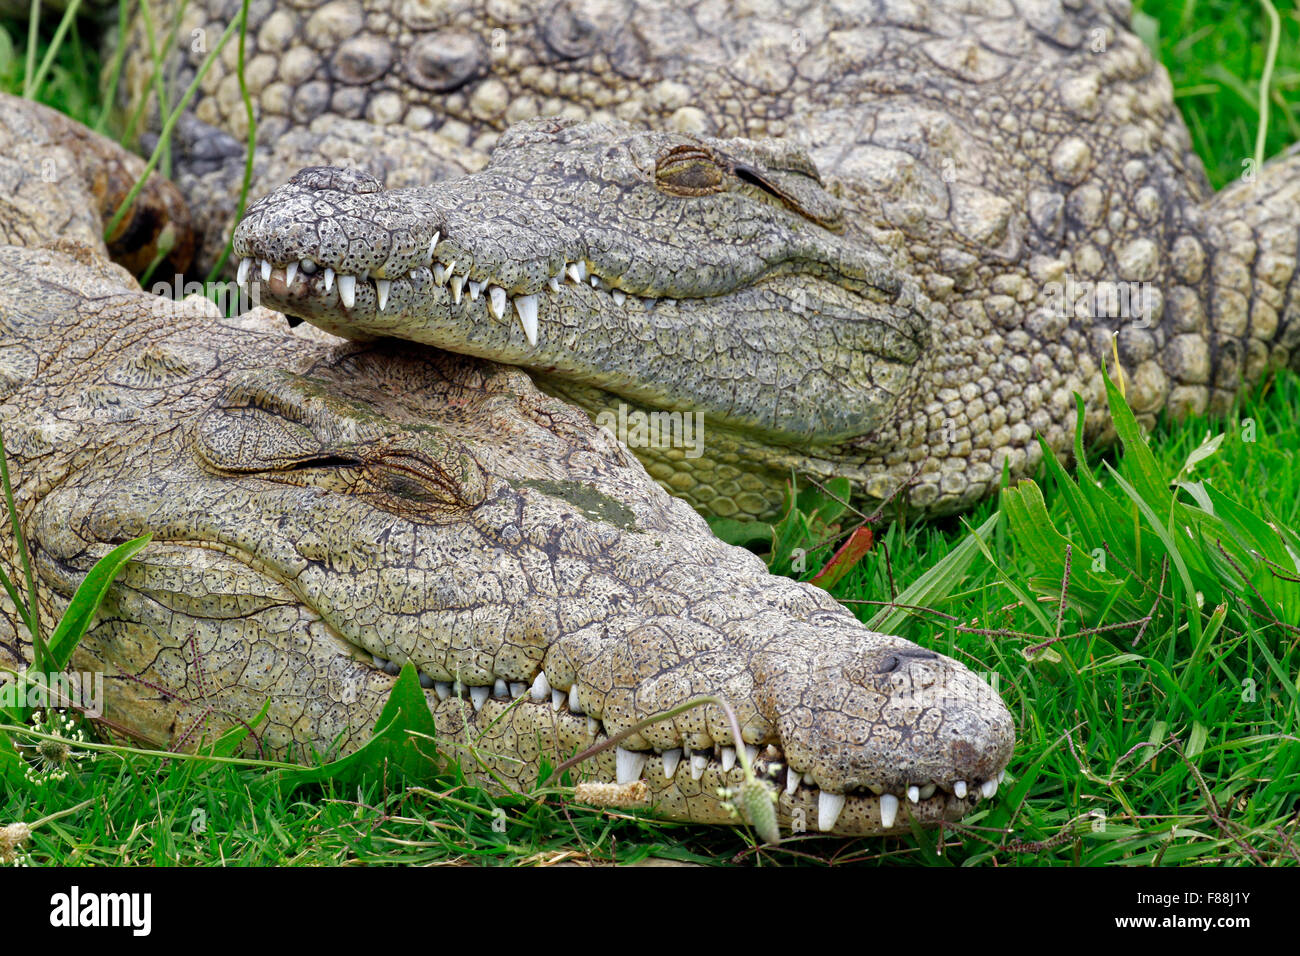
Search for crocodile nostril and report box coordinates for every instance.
[875,647,940,673]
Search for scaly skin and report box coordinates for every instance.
[213,0,1300,521]
[0,93,1013,835]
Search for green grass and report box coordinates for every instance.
[1,1,1299,866]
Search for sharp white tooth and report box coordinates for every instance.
[236,257,252,286]
[452,680,464,697]
[611,290,626,306]
[803,772,816,785]
[954,780,967,799]
[385,660,401,676]
[817,792,846,832]
[488,285,506,319]
[514,294,539,346]
[375,278,391,311]
[879,793,900,828]
[615,746,648,784]
[450,273,465,304]
[509,682,527,699]
[548,276,561,293]
[744,744,758,767]
[493,678,508,698]
[467,280,483,299]
[418,672,434,689]
[434,681,452,700]
[324,267,335,292]
[566,262,584,283]
[590,275,601,288]
[720,746,736,773]
[907,785,920,804]
[284,260,298,286]
[260,259,272,282]
[981,778,998,799]
[550,689,564,711]
[427,232,439,259]
[567,684,582,715]
[529,672,551,701]
[433,263,447,285]
[785,772,800,796]
[469,686,489,712]
[300,257,317,275]
[587,716,599,736]
[371,654,388,669]
[661,748,682,778]
[997,769,1006,784]
[919,783,937,799]
[337,274,356,308]
[410,269,420,281]
[691,753,709,780]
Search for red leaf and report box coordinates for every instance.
[809,526,874,590]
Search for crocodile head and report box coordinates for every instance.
[4,245,1010,836]
[233,119,933,516]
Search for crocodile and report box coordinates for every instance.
[0,93,1014,836]
[197,0,1300,521]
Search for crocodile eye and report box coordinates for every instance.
[655,145,726,195]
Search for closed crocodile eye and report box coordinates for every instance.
[655,145,726,195]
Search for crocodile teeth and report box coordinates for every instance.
[236,257,252,286]
[493,678,508,698]
[529,671,551,701]
[566,262,586,283]
[616,747,648,784]
[427,232,439,259]
[720,746,736,773]
[879,793,900,829]
[487,285,506,319]
[907,785,920,804]
[375,279,391,312]
[919,783,937,799]
[547,276,561,293]
[981,778,998,799]
[434,681,452,700]
[744,744,758,767]
[785,771,800,796]
[954,780,967,799]
[817,792,846,832]
[691,753,708,780]
[449,273,465,304]
[509,682,527,699]
[587,715,599,735]
[337,274,356,308]
[997,769,1006,784]
[371,654,388,670]
[611,290,626,306]
[550,688,564,711]
[803,772,816,785]
[467,280,483,300]
[567,684,582,714]
[469,686,489,712]
[299,258,317,275]
[260,259,272,282]
[661,748,682,778]
[418,672,434,689]
[324,267,335,292]
[433,263,447,285]
[590,275,601,288]
[284,261,298,286]
[514,294,539,346]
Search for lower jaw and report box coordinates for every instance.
[426,692,989,836]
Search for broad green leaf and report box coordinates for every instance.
[275,662,441,791]
[44,533,152,673]
[869,513,998,634]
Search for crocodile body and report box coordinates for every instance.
[0,93,1013,836]
[198,0,1300,520]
